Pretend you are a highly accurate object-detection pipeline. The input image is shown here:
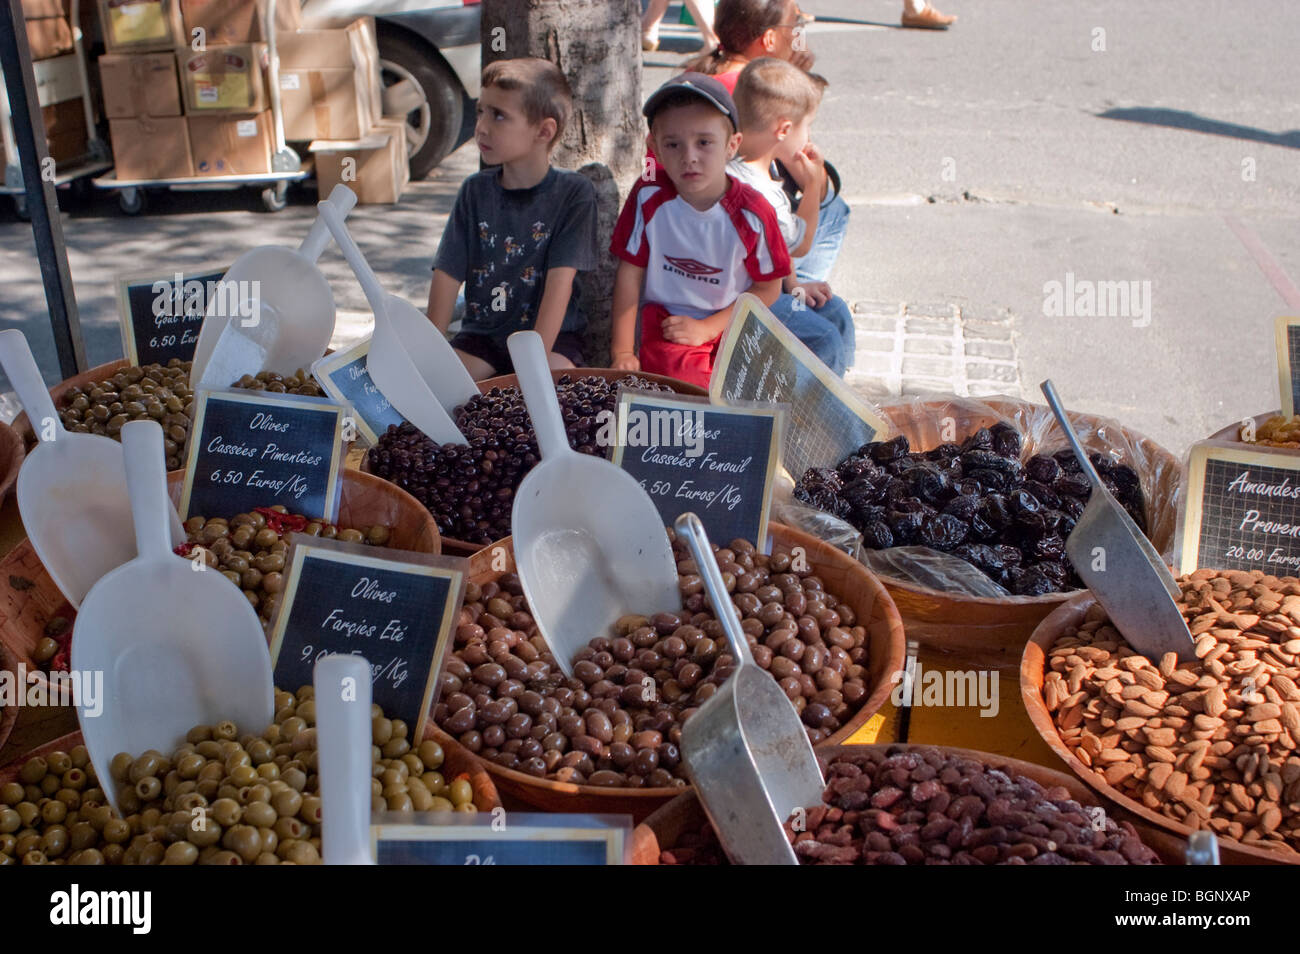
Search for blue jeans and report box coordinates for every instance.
[770,292,856,377]
[793,191,850,283]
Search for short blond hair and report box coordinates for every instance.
[481,57,572,147]
[733,57,825,133]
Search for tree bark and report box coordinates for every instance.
[481,0,643,366]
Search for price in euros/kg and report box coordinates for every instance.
[149,334,177,349]
[209,469,245,485]
[638,479,673,497]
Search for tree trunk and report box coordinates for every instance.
[481,0,643,366]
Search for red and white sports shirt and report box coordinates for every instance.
[610,169,791,320]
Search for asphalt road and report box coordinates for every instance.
[3,0,1298,457]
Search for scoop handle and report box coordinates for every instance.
[673,513,755,669]
[318,195,390,325]
[507,331,572,460]
[0,329,64,443]
[314,653,376,865]
[120,421,174,559]
[300,185,358,262]
[1040,380,1106,491]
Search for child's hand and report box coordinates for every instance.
[791,280,832,309]
[611,350,641,372]
[790,48,817,72]
[785,144,827,194]
[662,314,717,346]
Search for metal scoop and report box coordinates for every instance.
[676,512,825,865]
[315,654,375,865]
[0,329,185,607]
[190,184,358,391]
[507,330,680,676]
[71,420,273,811]
[316,190,477,445]
[1040,380,1195,663]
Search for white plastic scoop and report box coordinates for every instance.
[1040,380,1195,663]
[316,192,475,444]
[315,653,375,865]
[72,420,273,811]
[677,512,824,866]
[190,184,358,391]
[0,329,185,607]
[507,330,680,676]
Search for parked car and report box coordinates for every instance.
[300,0,481,179]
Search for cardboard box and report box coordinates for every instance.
[26,16,74,60]
[33,54,82,107]
[276,17,381,140]
[188,110,272,175]
[99,0,185,52]
[312,119,408,205]
[23,0,67,17]
[110,115,192,178]
[179,0,300,45]
[44,98,89,163]
[99,52,182,118]
[179,44,268,114]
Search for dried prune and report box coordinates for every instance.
[905,465,951,504]
[842,477,886,511]
[961,428,993,453]
[968,468,1011,492]
[1023,481,1061,509]
[925,443,962,462]
[870,436,910,462]
[1032,533,1066,561]
[954,543,1004,571]
[1012,567,1055,597]
[888,511,925,544]
[1009,490,1042,515]
[1024,455,1061,485]
[861,520,895,550]
[802,466,842,491]
[837,456,881,483]
[990,421,1022,458]
[943,496,979,522]
[1055,474,1091,500]
[918,514,968,551]
[976,495,1011,529]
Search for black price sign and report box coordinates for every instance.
[711,294,890,480]
[179,390,346,521]
[312,340,406,447]
[1180,441,1300,575]
[609,391,782,546]
[1274,316,1300,418]
[115,266,228,366]
[371,814,628,865]
[268,538,465,738]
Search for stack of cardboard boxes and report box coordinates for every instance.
[276,15,408,204]
[99,0,300,180]
[7,0,88,167]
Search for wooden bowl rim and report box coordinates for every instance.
[11,359,130,445]
[438,522,908,801]
[1020,592,1296,865]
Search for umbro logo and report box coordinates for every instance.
[664,255,722,276]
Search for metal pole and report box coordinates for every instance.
[0,0,87,380]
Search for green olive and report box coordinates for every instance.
[34,637,59,663]
[19,756,47,784]
[0,783,24,806]
[162,841,199,865]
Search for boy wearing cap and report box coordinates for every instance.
[610,72,788,389]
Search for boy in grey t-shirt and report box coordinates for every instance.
[427,58,598,378]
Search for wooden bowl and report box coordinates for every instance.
[633,742,1178,864]
[11,359,128,449]
[431,523,906,823]
[0,421,25,509]
[362,367,709,557]
[1021,593,1297,865]
[0,469,442,702]
[0,726,503,815]
[0,642,19,756]
[861,396,1183,668]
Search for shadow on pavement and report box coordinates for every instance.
[1098,107,1300,150]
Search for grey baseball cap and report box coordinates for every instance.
[643,72,739,131]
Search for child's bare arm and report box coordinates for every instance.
[426,269,462,334]
[661,278,784,345]
[534,266,577,352]
[610,260,645,371]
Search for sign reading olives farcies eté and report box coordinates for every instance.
[180,390,346,522]
[608,390,783,547]
[269,537,466,738]
[1180,441,1300,575]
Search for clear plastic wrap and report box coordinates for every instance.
[770,475,862,555]
[790,392,1185,602]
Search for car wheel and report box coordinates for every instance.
[378,31,463,180]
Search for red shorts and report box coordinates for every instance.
[638,303,721,390]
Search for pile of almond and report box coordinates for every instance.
[1044,568,1300,854]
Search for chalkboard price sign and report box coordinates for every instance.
[609,390,782,546]
[312,339,406,447]
[1274,316,1300,418]
[1180,441,1300,575]
[372,814,628,865]
[116,266,228,367]
[179,389,346,522]
[711,294,890,481]
[269,538,466,738]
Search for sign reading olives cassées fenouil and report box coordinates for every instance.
[608,390,783,547]
[371,814,629,865]
[269,537,466,739]
[1180,441,1300,575]
[312,339,406,447]
[1273,316,1300,418]
[711,294,891,480]
[115,266,228,367]
[179,390,346,522]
